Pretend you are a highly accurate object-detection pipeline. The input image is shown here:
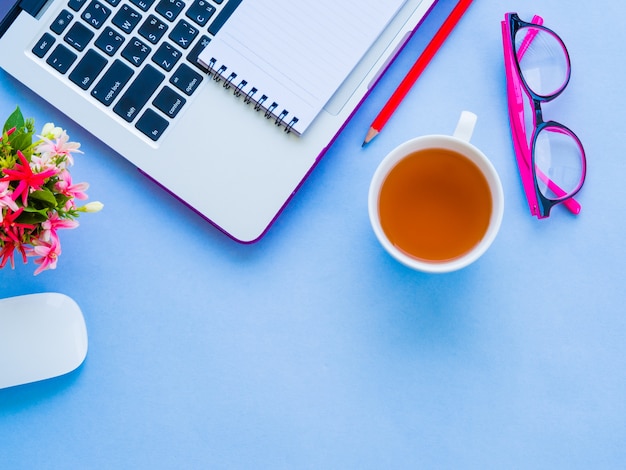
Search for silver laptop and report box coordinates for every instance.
[0,0,436,243]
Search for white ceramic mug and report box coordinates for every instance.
[368,111,504,273]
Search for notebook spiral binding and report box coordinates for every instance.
[205,57,300,135]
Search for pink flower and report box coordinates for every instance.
[0,207,35,245]
[30,154,57,172]
[35,129,82,167]
[0,208,34,268]
[0,239,28,269]
[41,212,79,243]
[54,169,89,200]
[1,150,58,206]
[0,180,18,222]
[31,237,61,275]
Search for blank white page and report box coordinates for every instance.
[198,0,407,135]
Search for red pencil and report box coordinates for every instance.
[362,0,474,146]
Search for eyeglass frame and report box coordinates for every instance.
[501,12,587,219]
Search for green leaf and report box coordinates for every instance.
[55,193,71,207]
[16,209,48,224]
[1,107,36,154]
[8,132,33,154]
[3,107,24,133]
[29,189,58,208]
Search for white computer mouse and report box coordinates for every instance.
[0,292,88,389]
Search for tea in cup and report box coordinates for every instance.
[368,111,504,273]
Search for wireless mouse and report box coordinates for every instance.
[0,292,88,389]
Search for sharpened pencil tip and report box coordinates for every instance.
[362,127,379,146]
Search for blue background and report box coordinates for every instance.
[2,0,625,468]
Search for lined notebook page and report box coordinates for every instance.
[198,0,407,135]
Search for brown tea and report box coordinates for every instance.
[378,148,492,262]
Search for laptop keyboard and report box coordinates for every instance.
[31,0,241,142]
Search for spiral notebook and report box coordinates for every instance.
[198,0,409,136]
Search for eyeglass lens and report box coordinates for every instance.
[534,126,585,200]
[514,25,585,203]
[514,26,568,97]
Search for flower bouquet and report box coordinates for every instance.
[0,107,102,275]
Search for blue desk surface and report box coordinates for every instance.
[2,0,625,468]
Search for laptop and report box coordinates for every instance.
[0,0,437,243]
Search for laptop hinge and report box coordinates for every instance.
[0,0,49,38]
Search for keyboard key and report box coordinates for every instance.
[130,0,156,11]
[138,14,168,44]
[114,65,164,122]
[208,0,241,36]
[50,10,74,35]
[153,86,186,118]
[81,1,111,29]
[155,0,186,23]
[64,21,94,51]
[152,42,181,71]
[91,59,134,105]
[112,4,142,34]
[121,37,151,66]
[168,20,198,49]
[69,49,108,89]
[186,34,210,72]
[95,26,125,56]
[104,0,122,5]
[170,63,202,96]
[32,33,56,58]
[46,44,77,74]
[136,109,168,141]
[68,0,89,12]
[186,0,215,27]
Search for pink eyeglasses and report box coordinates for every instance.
[501,13,586,218]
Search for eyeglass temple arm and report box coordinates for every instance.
[504,15,581,216]
[517,15,543,59]
[502,18,542,215]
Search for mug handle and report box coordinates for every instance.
[453,111,477,142]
